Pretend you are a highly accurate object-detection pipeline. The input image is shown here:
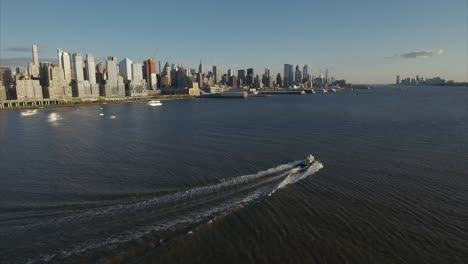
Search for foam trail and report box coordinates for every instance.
[12,159,323,263]
[273,161,324,193]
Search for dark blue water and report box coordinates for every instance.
[0,86,467,263]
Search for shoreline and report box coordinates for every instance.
[0,95,194,111]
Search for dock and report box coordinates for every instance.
[258,90,306,95]
[199,92,247,99]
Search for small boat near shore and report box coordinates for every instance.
[148,100,162,106]
[21,109,38,116]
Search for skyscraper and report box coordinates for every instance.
[303,65,309,81]
[213,65,219,85]
[58,50,72,81]
[119,58,133,81]
[238,70,246,86]
[276,73,282,87]
[283,64,294,88]
[28,44,40,78]
[86,53,96,84]
[396,75,400,85]
[101,56,125,97]
[246,68,254,86]
[143,58,158,90]
[32,45,39,66]
[161,62,172,87]
[85,53,99,97]
[72,53,87,97]
[198,60,204,88]
[72,53,84,82]
[295,65,302,85]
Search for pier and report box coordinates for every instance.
[258,90,306,95]
[0,95,191,110]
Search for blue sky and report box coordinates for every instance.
[0,0,466,83]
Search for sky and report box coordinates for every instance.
[0,0,467,84]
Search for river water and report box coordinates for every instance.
[0,86,467,263]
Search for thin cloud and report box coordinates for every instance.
[0,57,57,67]
[387,49,444,59]
[4,47,31,52]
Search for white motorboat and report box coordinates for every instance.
[21,109,38,116]
[148,100,162,107]
[300,154,315,167]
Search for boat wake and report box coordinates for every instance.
[3,158,323,264]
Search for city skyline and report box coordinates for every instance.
[0,0,467,84]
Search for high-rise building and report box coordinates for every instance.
[15,77,43,100]
[86,53,96,84]
[0,67,14,100]
[276,73,282,87]
[27,45,40,78]
[100,56,125,97]
[128,63,147,96]
[198,60,204,88]
[227,69,233,77]
[295,65,302,85]
[72,53,84,82]
[60,51,72,81]
[213,65,219,85]
[84,53,99,97]
[143,58,158,90]
[72,53,94,97]
[119,58,133,81]
[396,75,400,85]
[303,65,309,81]
[41,64,73,99]
[238,70,246,86]
[161,62,172,87]
[283,64,294,87]
[32,45,39,66]
[246,68,254,86]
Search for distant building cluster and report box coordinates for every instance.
[0,44,346,102]
[0,45,201,101]
[396,75,458,86]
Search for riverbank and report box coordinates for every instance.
[0,95,194,111]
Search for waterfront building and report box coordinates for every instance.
[0,85,5,101]
[262,69,273,88]
[161,62,172,88]
[303,65,309,81]
[84,53,99,97]
[32,45,39,66]
[198,60,204,88]
[72,53,85,97]
[57,49,72,82]
[0,67,14,99]
[41,64,73,99]
[26,45,40,79]
[100,57,125,97]
[143,58,158,90]
[128,63,147,97]
[15,77,43,100]
[227,69,233,77]
[276,73,282,87]
[213,65,219,85]
[295,66,302,85]
[283,64,295,88]
[396,75,400,85]
[238,70,246,85]
[119,58,133,81]
[246,68,254,87]
[96,62,107,84]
